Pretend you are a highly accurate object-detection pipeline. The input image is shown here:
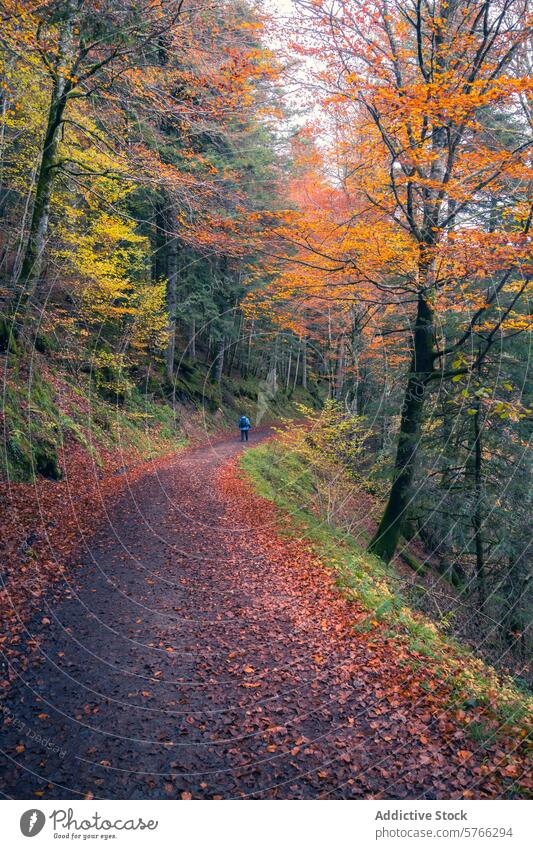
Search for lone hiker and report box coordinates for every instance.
[239,414,251,442]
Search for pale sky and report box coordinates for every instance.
[260,0,296,33]
[263,0,294,16]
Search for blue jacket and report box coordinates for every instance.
[239,416,251,431]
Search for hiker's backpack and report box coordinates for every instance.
[239,416,248,429]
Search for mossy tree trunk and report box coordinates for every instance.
[215,337,224,384]
[369,286,435,563]
[471,392,486,610]
[335,334,346,401]
[165,231,179,382]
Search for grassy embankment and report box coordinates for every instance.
[241,439,532,766]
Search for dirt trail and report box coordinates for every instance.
[0,434,524,799]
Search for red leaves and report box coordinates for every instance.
[0,376,186,676]
[217,458,531,799]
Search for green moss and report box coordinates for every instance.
[34,333,59,355]
[5,430,33,481]
[0,318,19,355]
[34,442,62,479]
[1,364,187,482]
[2,347,320,484]
[399,548,427,575]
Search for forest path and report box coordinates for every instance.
[0,433,513,799]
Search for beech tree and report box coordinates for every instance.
[279,0,533,562]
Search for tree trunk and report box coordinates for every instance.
[335,334,346,401]
[226,311,241,376]
[502,554,529,661]
[471,393,486,610]
[243,319,254,378]
[271,334,279,377]
[165,234,178,382]
[189,318,196,360]
[302,336,307,389]
[369,290,434,562]
[368,1,457,563]
[327,308,334,397]
[215,338,224,384]
[153,196,168,283]
[292,340,300,389]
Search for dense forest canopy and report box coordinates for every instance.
[1,0,531,676]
